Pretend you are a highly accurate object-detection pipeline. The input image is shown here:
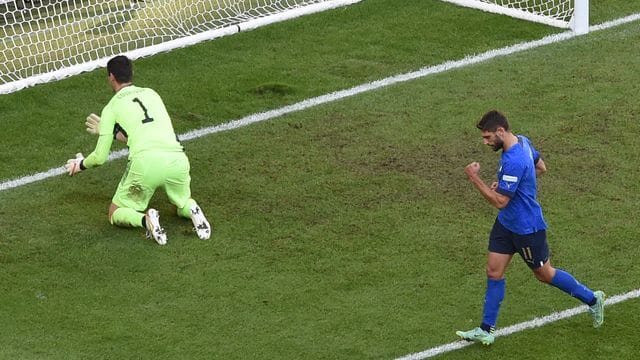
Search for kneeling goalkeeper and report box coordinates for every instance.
[64,55,211,245]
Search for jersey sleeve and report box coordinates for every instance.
[532,145,541,164]
[82,104,116,168]
[496,153,526,198]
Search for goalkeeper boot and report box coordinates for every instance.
[190,204,211,240]
[589,290,605,328]
[145,208,167,245]
[456,327,495,346]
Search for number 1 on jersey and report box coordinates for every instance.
[133,97,154,124]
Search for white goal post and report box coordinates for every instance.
[440,0,588,34]
[0,0,363,95]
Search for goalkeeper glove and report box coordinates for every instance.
[65,153,85,176]
[85,113,101,135]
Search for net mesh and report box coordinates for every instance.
[0,0,337,89]
[476,0,574,21]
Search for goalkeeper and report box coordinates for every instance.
[65,55,211,245]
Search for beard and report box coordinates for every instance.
[491,138,503,152]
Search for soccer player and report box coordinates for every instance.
[456,110,605,345]
[65,55,211,245]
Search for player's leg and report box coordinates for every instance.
[481,252,511,328]
[457,219,514,345]
[456,251,511,345]
[164,153,212,240]
[519,230,605,327]
[109,203,141,227]
[520,230,593,299]
[109,160,166,245]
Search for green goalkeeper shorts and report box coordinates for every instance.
[112,151,192,212]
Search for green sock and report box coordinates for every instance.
[177,198,197,219]
[111,207,145,228]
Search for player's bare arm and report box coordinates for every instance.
[465,162,510,209]
[535,158,547,177]
[115,131,128,143]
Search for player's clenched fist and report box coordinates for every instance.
[464,162,481,178]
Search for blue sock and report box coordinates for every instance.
[481,278,505,330]
[550,269,596,305]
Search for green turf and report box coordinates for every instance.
[1,0,640,359]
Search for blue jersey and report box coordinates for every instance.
[495,135,547,235]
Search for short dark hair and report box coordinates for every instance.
[476,110,510,132]
[107,55,133,83]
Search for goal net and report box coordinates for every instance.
[440,0,588,33]
[0,0,362,94]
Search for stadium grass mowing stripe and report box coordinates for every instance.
[395,288,640,360]
[2,12,639,193]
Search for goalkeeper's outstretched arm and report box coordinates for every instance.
[68,112,116,173]
[83,133,114,168]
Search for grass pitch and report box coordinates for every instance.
[1,0,640,359]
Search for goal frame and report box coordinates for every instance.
[440,0,589,34]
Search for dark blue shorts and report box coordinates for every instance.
[488,219,549,269]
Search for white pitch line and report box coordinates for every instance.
[2,12,640,193]
[395,288,640,360]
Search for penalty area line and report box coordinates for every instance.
[1,12,640,193]
[394,288,640,360]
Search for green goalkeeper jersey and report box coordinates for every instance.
[84,85,183,168]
